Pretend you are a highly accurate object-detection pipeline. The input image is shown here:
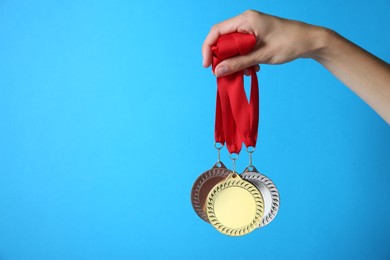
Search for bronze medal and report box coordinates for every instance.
[191,162,230,222]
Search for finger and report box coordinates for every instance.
[202,14,253,68]
[215,55,259,77]
[244,65,260,76]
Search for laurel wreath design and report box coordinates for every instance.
[191,165,230,222]
[206,175,264,236]
[241,170,280,227]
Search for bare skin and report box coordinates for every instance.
[202,10,390,124]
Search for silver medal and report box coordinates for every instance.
[241,166,280,227]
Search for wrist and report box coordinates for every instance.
[307,26,339,64]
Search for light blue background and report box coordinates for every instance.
[1,1,389,259]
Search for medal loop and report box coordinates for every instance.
[214,142,224,167]
[247,146,255,171]
[229,153,239,173]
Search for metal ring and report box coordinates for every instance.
[214,142,224,150]
[246,146,255,153]
[229,153,239,160]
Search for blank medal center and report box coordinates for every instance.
[214,187,256,228]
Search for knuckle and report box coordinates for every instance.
[243,9,255,15]
[210,24,219,33]
[243,9,257,18]
[244,9,262,23]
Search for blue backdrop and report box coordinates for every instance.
[0,1,389,259]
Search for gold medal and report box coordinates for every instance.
[206,171,264,236]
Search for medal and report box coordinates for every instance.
[191,160,230,222]
[241,146,280,227]
[206,171,264,236]
[205,33,263,236]
[191,140,230,222]
[192,32,280,236]
[241,166,280,227]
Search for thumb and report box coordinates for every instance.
[214,54,257,77]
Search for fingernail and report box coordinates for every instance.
[216,66,227,76]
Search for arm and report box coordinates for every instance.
[313,31,390,123]
[202,10,390,124]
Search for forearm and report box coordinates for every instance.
[311,28,390,124]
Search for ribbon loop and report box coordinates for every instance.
[212,33,257,69]
[213,33,259,154]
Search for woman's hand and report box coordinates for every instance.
[202,10,328,77]
[202,10,390,124]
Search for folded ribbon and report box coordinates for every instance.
[212,33,259,154]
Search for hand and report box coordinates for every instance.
[203,10,390,123]
[202,10,327,77]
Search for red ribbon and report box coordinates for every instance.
[212,33,259,154]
